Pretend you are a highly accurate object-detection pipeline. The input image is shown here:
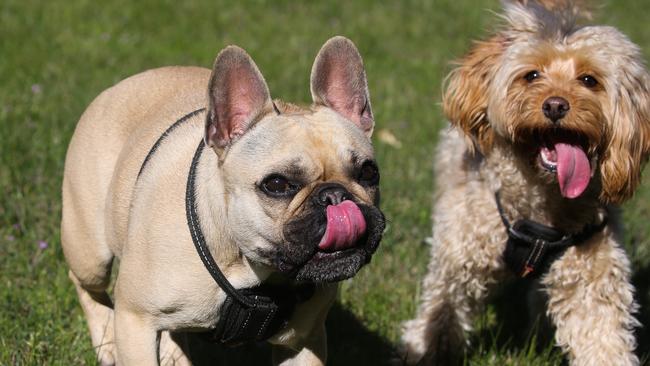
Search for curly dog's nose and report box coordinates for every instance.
[543,96,570,123]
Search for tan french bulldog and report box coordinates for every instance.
[61,36,385,365]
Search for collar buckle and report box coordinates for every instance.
[495,191,607,278]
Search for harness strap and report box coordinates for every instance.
[137,108,206,178]
[495,191,607,278]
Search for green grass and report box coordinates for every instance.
[1,0,650,364]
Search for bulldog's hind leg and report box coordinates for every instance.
[69,270,116,366]
[62,202,116,365]
[159,331,191,366]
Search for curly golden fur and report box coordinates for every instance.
[402,1,650,365]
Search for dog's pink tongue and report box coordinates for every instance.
[318,201,367,252]
[555,142,591,199]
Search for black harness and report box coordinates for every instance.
[139,110,313,347]
[495,192,607,278]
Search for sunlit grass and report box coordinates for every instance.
[1,0,649,364]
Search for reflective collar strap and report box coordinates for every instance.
[135,108,254,307]
[134,108,263,307]
[185,139,256,307]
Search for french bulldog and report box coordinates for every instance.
[61,36,385,365]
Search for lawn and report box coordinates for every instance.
[1,0,650,364]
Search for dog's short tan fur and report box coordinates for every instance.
[62,37,381,365]
[402,1,650,365]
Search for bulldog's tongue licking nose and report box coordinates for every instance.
[318,201,367,251]
[555,142,591,199]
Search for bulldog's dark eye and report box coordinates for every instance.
[524,70,540,83]
[358,161,379,186]
[579,74,599,88]
[261,175,299,197]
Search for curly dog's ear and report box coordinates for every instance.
[443,36,507,153]
[600,65,650,204]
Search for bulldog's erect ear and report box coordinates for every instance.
[310,36,374,138]
[205,46,273,153]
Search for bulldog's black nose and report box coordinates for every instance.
[315,184,352,206]
[543,96,570,123]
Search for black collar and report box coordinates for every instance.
[186,140,256,306]
[185,139,313,346]
[495,191,608,278]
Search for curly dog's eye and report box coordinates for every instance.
[579,74,599,89]
[524,70,540,83]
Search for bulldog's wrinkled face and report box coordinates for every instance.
[203,37,385,283]
[221,106,385,283]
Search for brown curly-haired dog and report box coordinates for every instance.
[402,1,650,365]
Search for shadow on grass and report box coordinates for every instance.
[472,263,650,364]
[176,303,399,365]
[480,279,555,351]
[326,303,401,365]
